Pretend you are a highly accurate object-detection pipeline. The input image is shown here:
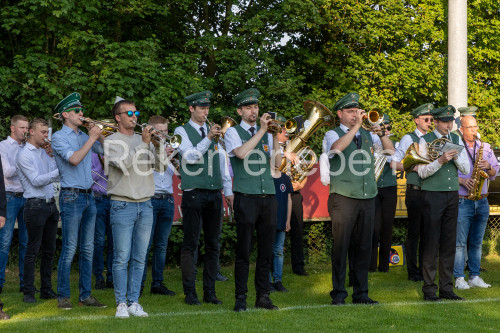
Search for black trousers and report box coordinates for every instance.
[328,193,375,300]
[370,186,397,272]
[23,200,59,295]
[233,193,276,298]
[405,187,425,279]
[180,189,222,295]
[290,192,305,273]
[421,191,458,296]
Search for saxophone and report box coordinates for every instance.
[466,138,489,200]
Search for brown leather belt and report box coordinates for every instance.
[459,194,488,200]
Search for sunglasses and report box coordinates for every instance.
[421,117,433,123]
[385,125,392,131]
[65,107,85,114]
[119,111,140,117]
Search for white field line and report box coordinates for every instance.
[4,297,500,324]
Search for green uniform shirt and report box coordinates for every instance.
[179,123,222,190]
[329,127,377,199]
[421,132,460,192]
[230,125,275,195]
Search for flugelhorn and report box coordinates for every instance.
[133,121,181,149]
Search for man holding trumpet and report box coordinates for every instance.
[416,106,469,301]
[224,88,281,311]
[173,91,233,306]
[323,92,393,305]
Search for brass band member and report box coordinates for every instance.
[324,92,394,305]
[173,91,233,306]
[453,114,497,290]
[16,119,60,303]
[416,105,469,301]
[392,103,434,281]
[224,88,281,311]
[0,115,29,293]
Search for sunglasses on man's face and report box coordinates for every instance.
[421,117,433,123]
[385,125,392,131]
[65,107,85,114]
[119,111,140,117]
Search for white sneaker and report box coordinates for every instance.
[455,277,470,290]
[468,276,491,288]
[115,303,129,318]
[128,303,148,317]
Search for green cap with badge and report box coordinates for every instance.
[382,113,391,125]
[457,106,478,117]
[333,92,360,111]
[233,88,260,107]
[54,92,83,113]
[410,103,434,118]
[185,90,213,106]
[431,105,456,122]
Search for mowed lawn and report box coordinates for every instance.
[1,256,499,332]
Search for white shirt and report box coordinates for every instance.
[174,120,233,196]
[153,168,175,194]
[392,128,426,163]
[16,142,59,199]
[0,136,25,192]
[224,120,274,158]
[417,129,470,179]
[323,124,383,157]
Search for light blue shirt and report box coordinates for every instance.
[16,142,59,199]
[52,124,103,189]
[154,168,174,194]
[0,136,25,192]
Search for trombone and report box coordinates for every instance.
[52,113,119,137]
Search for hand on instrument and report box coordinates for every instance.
[260,113,272,132]
[284,152,299,166]
[478,159,490,170]
[142,125,153,145]
[88,123,102,141]
[44,144,54,158]
[459,177,475,191]
[165,146,175,157]
[207,124,222,141]
[355,109,366,128]
[225,195,234,211]
[438,150,457,164]
[370,124,383,137]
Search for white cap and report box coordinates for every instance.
[114,96,125,104]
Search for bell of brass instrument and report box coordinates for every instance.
[466,137,489,200]
[362,109,387,135]
[285,119,298,134]
[204,116,237,147]
[427,137,450,160]
[280,100,335,177]
[401,142,432,173]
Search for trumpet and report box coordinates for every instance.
[264,116,283,134]
[43,138,54,157]
[133,121,182,149]
[362,109,387,135]
[52,113,119,137]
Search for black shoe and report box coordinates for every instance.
[234,295,247,312]
[23,293,36,303]
[216,272,229,282]
[106,280,114,289]
[439,292,464,301]
[293,269,309,276]
[203,292,222,305]
[40,289,57,299]
[352,296,379,305]
[95,279,106,290]
[424,294,441,302]
[408,275,424,282]
[331,295,346,306]
[151,284,176,296]
[268,283,277,293]
[255,294,278,310]
[185,292,201,305]
[272,281,289,293]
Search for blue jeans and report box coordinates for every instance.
[453,197,489,278]
[57,191,96,301]
[92,196,113,283]
[271,231,286,282]
[0,195,27,288]
[111,200,153,305]
[142,196,174,287]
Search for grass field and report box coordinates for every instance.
[1,256,499,332]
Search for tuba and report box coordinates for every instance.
[280,100,335,181]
